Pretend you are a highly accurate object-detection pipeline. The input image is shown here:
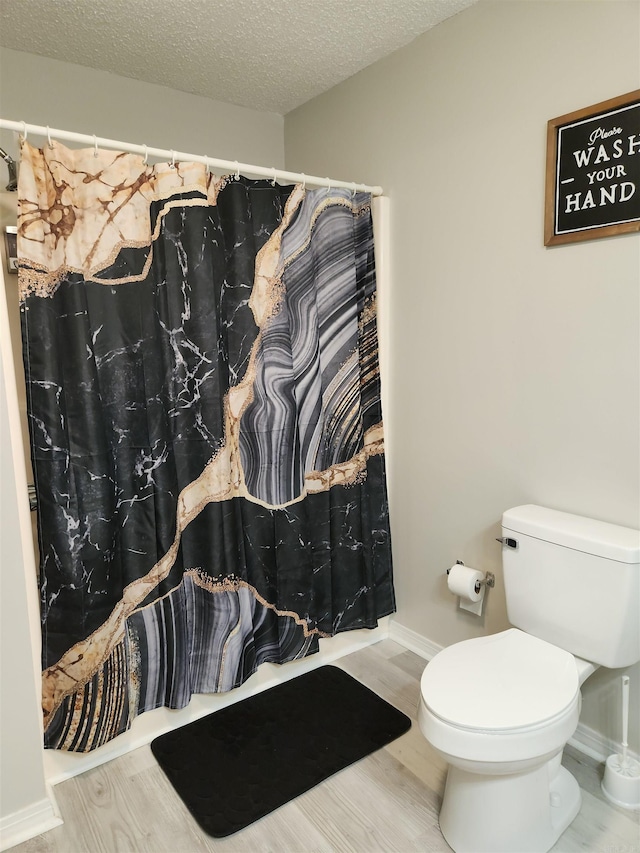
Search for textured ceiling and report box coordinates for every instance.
[0,0,476,114]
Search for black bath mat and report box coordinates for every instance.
[150,665,411,837]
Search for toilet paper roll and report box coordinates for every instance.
[447,564,485,603]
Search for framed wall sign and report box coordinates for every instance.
[544,90,640,246]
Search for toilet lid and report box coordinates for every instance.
[421,629,580,731]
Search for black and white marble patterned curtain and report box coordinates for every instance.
[17,140,394,752]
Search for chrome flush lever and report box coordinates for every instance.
[496,537,518,548]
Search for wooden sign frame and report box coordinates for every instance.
[544,90,640,246]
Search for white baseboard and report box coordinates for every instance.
[44,618,391,786]
[388,620,443,660]
[0,787,62,852]
[569,720,640,765]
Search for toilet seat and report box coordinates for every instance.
[418,629,582,765]
[421,629,579,732]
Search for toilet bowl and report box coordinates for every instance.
[419,629,583,852]
[417,505,640,853]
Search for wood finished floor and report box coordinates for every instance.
[11,640,640,853]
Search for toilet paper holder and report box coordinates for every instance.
[447,561,495,594]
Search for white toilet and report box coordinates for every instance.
[418,504,640,853]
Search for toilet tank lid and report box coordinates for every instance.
[503,505,640,564]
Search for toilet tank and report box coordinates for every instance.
[501,505,640,669]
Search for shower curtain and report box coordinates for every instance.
[17,140,394,752]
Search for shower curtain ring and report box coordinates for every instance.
[142,144,148,165]
[271,167,277,187]
[170,150,176,169]
[234,161,240,180]
[205,157,211,177]
[325,177,331,192]
[300,172,306,190]
[20,121,28,142]
[93,135,99,157]
[351,182,357,198]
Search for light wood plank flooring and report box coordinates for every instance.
[11,640,640,852]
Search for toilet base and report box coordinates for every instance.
[439,759,581,853]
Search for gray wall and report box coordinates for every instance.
[0,339,50,827]
[285,0,640,751]
[0,47,284,166]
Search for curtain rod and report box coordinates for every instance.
[0,118,383,196]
